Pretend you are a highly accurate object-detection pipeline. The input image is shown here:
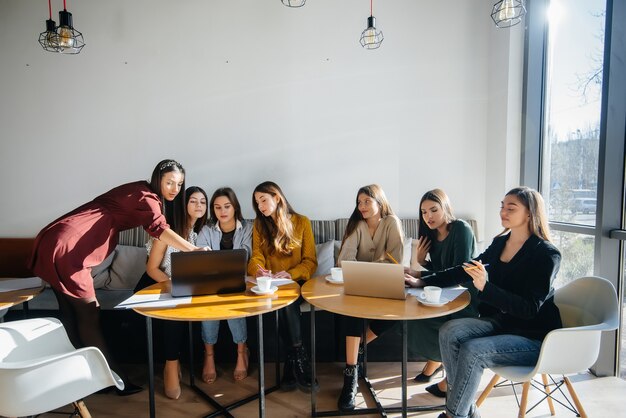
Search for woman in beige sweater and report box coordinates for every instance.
[336,184,404,412]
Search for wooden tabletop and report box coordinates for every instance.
[0,278,45,310]
[132,280,301,321]
[301,276,470,320]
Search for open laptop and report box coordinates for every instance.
[341,260,408,300]
[170,249,247,297]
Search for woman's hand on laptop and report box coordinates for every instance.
[404,273,425,288]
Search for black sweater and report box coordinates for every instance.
[422,234,562,340]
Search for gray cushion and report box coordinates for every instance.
[314,240,334,277]
[104,245,147,290]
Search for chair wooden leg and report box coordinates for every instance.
[476,374,501,407]
[518,381,530,418]
[563,376,587,418]
[541,374,556,416]
[73,400,92,418]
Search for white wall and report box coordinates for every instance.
[0,0,523,239]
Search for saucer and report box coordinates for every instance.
[417,296,450,307]
[325,275,344,284]
[251,285,278,295]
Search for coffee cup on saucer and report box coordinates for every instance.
[257,276,273,293]
[330,267,343,281]
[420,286,442,303]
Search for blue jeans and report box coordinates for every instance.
[439,317,542,418]
[201,319,247,345]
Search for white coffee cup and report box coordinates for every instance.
[420,286,442,303]
[257,276,273,292]
[330,267,343,281]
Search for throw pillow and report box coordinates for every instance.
[104,245,147,290]
[314,240,334,277]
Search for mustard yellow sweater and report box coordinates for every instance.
[247,213,318,280]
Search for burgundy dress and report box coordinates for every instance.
[30,181,169,299]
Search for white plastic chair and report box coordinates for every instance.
[475,276,619,418]
[0,317,124,417]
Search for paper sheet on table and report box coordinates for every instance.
[406,285,467,301]
[0,277,43,293]
[245,277,295,287]
[115,292,192,309]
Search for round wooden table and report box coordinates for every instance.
[301,276,470,417]
[133,280,300,418]
[0,278,45,318]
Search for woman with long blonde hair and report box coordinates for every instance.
[248,181,318,392]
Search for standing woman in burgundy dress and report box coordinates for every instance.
[29,159,204,394]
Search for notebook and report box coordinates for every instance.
[341,260,408,300]
[170,249,247,297]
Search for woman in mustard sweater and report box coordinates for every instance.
[247,181,318,393]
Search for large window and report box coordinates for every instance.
[541,0,606,286]
[523,0,626,377]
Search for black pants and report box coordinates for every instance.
[279,297,303,348]
[343,315,395,338]
[134,272,186,361]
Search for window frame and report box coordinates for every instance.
[521,0,626,376]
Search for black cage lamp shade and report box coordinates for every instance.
[39,18,60,52]
[56,9,85,54]
[360,16,383,50]
[282,0,306,7]
[491,0,526,28]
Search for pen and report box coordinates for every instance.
[386,252,399,264]
[464,263,489,271]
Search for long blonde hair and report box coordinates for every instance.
[498,187,551,241]
[252,181,301,255]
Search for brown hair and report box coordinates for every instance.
[499,186,551,241]
[341,184,395,247]
[185,186,208,234]
[418,188,456,242]
[252,181,300,255]
[209,187,244,226]
[149,159,186,237]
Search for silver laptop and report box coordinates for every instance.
[170,249,247,297]
[341,260,408,300]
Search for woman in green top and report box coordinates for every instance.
[404,189,478,397]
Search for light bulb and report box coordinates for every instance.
[364,28,377,45]
[58,26,75,48]
[497,0,516,21]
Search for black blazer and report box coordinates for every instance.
[422,234,562,340]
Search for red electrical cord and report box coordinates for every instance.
[63,0,67,11]
[48,0,52,18]
[370,0,373,15]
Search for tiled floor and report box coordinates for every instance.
[30,361,626,418]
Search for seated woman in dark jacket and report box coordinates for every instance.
[405,186,562,418]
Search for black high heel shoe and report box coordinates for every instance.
[413,364,444,383]
[115,381,143,396]
[425,382,446,398]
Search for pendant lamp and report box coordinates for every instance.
[491,0,526,28]
[282,0,305,7]
[359,0,383,49]
[56,0,85,54]
[38,0,60,52]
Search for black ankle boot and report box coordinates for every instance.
[338,364,358,411]
[357,344,365,377]
[281,350,297,391]
[293,345,319,393]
